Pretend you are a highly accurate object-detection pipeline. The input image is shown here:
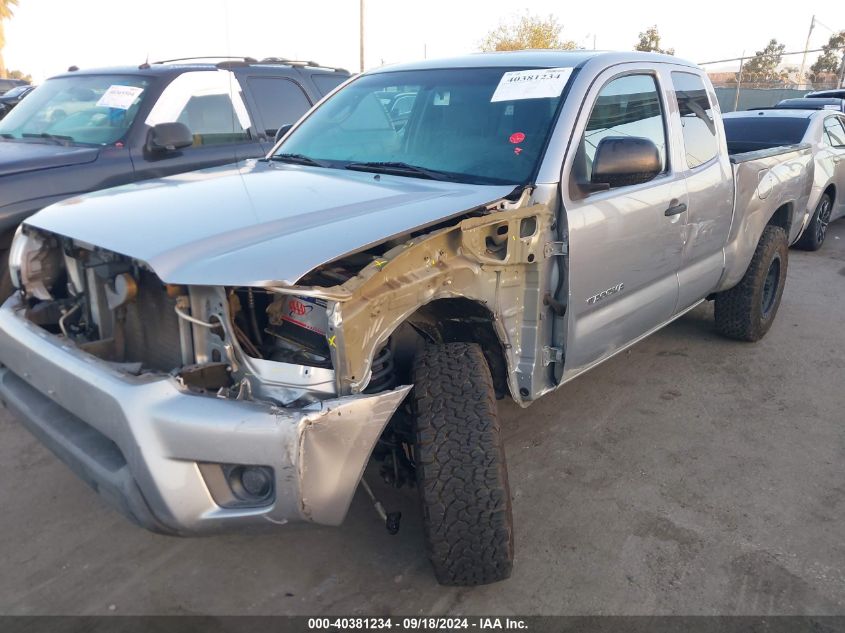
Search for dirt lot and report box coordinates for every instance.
[1,223,843,616]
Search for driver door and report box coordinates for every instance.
[561,67,687,379]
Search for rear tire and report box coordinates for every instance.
[714,225,788,342]
[411,342,514,586]
[795,193,832,251]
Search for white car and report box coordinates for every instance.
[723,108,845,250]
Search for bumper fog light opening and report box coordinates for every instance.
[238,466,273,499]
[197,462,275,509]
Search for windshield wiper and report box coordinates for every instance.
[22,132,75,145]
[269,153,329,167]
[345,161,455,181]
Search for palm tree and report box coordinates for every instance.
[0,0,18,79]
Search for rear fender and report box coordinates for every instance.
[718,147,812,292]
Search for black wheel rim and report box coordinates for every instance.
[761,254,781,319]
[816,197,832,244]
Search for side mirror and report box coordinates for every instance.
[590,136,662,190]
[274,123,294,144]
[147,122,193,153]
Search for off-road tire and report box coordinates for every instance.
[714,225,788,342]
[795,193,832,251]
[411,342,514,586]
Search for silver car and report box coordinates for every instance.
[724,108,845,250]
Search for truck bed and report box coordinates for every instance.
[717,143,814,292]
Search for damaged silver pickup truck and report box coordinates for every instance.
[0,51,813,586]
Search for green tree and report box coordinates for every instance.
[0,0,18,79]
[810,31,845,82]
[635,25,674,55]
[480,12,577,52]
[741,39,787,84]
[8,68,29,82]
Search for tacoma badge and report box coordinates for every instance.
[586,283,624,305]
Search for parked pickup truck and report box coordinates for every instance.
[0,51,813,586]
[0,57,350,294]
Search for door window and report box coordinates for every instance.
[574,74,668,188]
[145,70,251,147]
[823,117,845,148]
[247,77,312,135]
[312,74,348,96]
[671,72,718,168]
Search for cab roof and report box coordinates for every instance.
[776,97,845,110]
[369,50,697,74]
[806,89,845,99]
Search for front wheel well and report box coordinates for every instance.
[393,298,510,399]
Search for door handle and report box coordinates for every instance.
[665,203,687,217]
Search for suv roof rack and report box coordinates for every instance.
[256,57,349,73]
[149,56,348,73]
[152,56,258,65]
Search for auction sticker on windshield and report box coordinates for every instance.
[490,67,573,102]
[96,85,144,110]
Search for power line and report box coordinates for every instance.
[814,18,837,34]
[699,44,845,66]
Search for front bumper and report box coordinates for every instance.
[0,294,410,534]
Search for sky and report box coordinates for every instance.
[3,0,845,83]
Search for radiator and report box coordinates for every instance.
[121,270,183,372]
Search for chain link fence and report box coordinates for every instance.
[701,48,844,112]
[712,87,826,112]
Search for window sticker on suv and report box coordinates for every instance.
[96,85,144,110]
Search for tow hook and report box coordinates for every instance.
[361,478,401,535]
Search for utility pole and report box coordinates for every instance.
[359,0,365,73]
[733,51,746,113]
[798,15,815,88]
[839,52,845,88]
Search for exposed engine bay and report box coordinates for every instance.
[11,186,555,414]
[9,228,447,503]
[10,228,424,413]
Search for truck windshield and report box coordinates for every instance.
[722,116,810,153]
[0,75,150,145]
[275,67,570,185]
